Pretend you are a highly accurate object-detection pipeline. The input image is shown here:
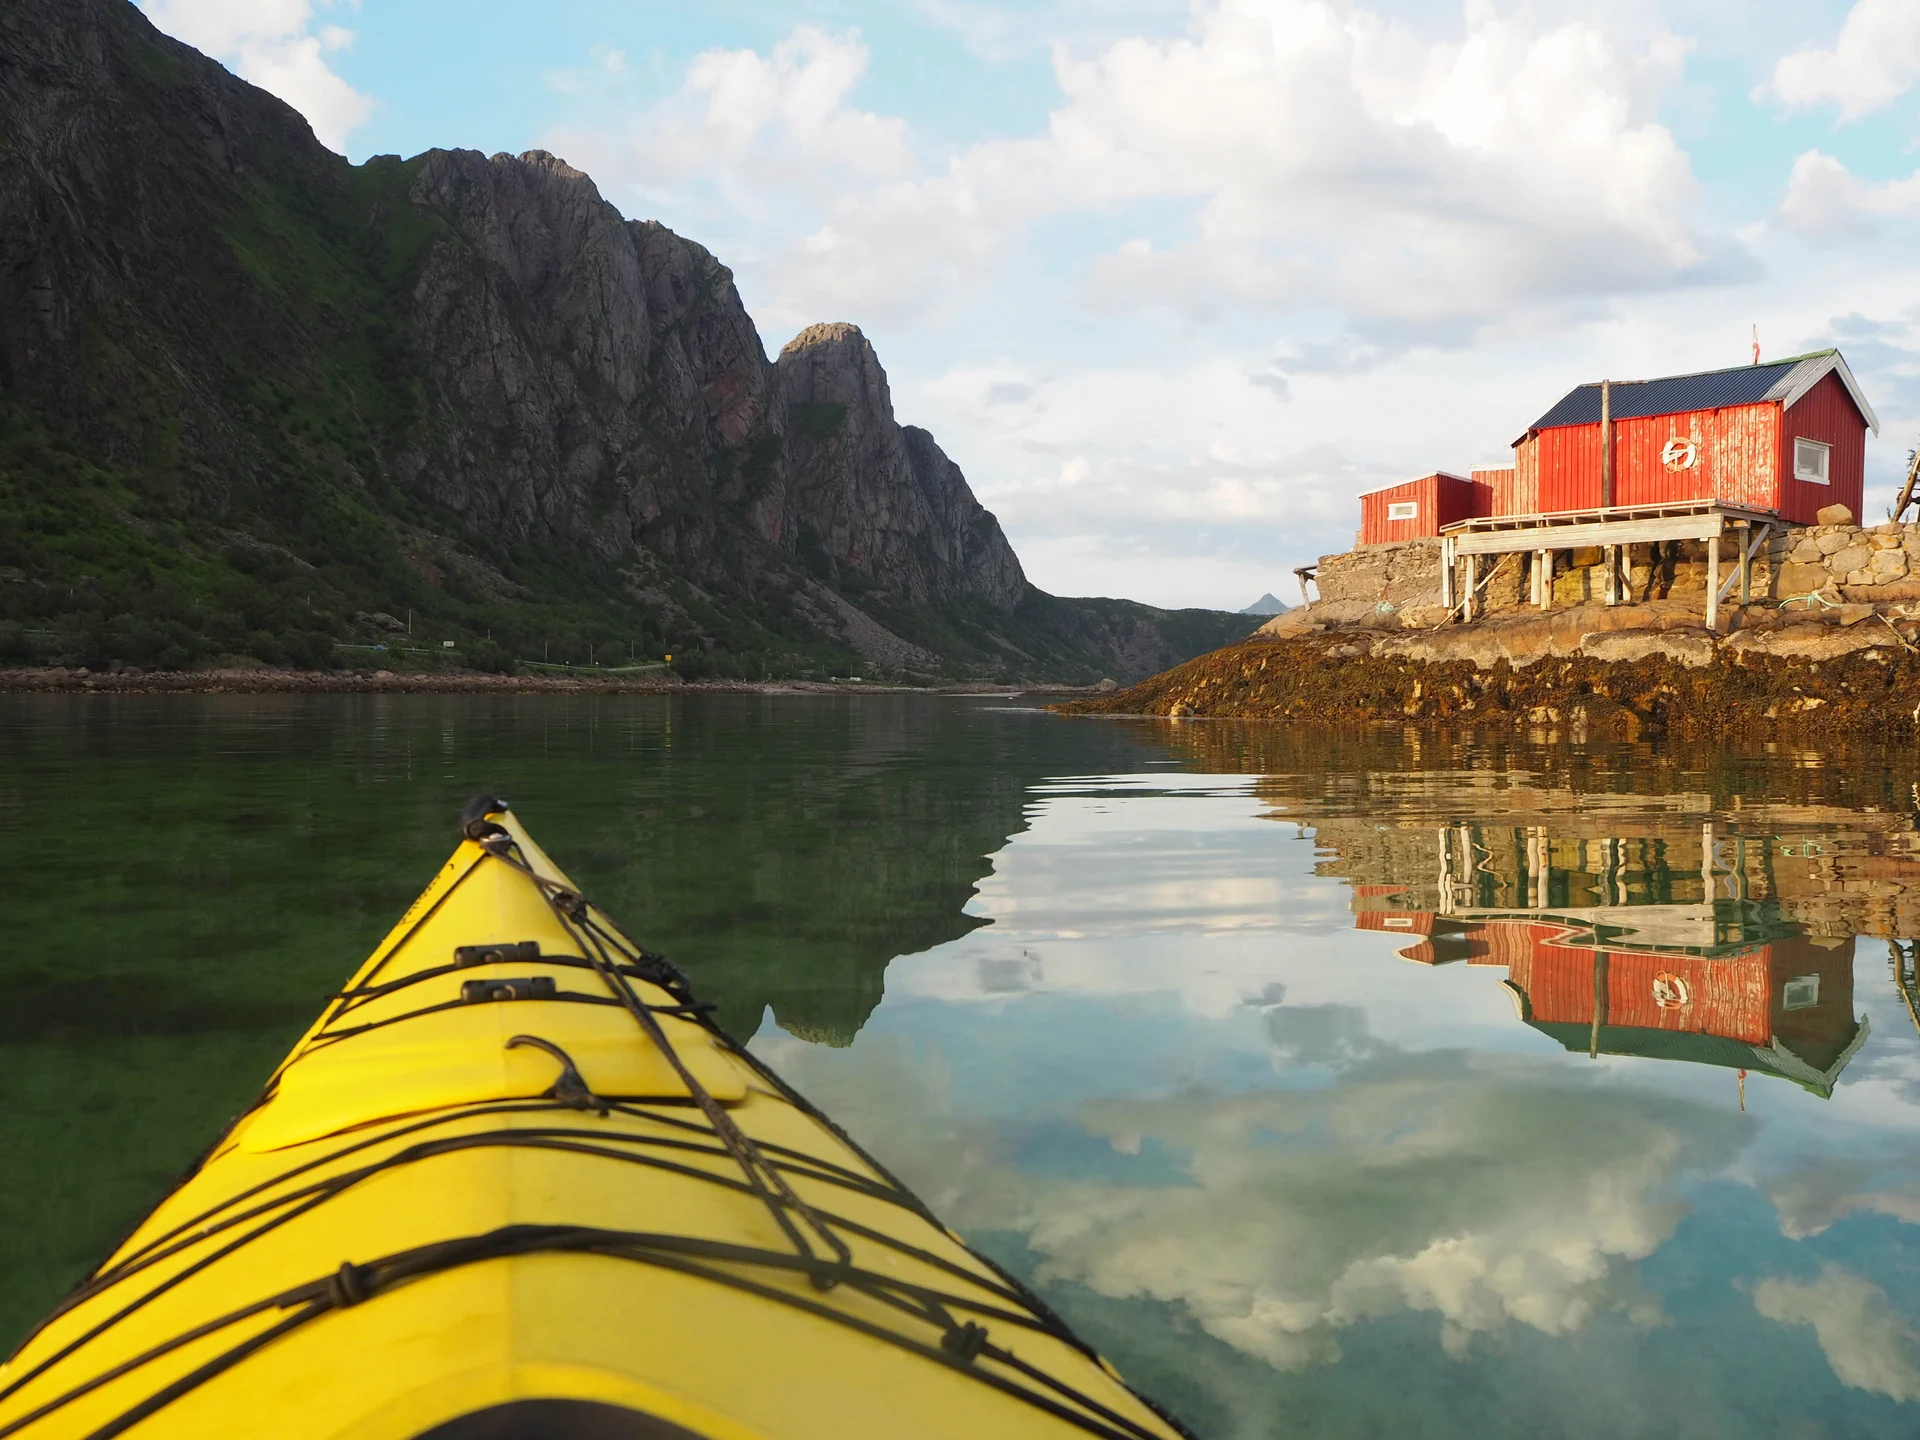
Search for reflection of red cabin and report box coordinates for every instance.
[1360,910,1866,1095]
[1508,350,1879,525]
[1358,472,1488,544]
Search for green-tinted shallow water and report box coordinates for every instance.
[3,693,1919,1438]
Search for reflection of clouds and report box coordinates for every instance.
[763,1029,1739,1372]
[1262,1002,1372,1067]
[967,790,1342,943]
[1764,1160,1920,1239]
[1752,1266,1920,1403]
[1048,1058,1713,1369]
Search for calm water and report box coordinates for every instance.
[3,695,1919,1438]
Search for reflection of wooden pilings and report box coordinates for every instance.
[1893,940,1920,1038]
[1590,950,1610,1059]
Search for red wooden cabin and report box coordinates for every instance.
[1358,912,1866,1095]
[1507,350,1879,524]
[1358,472,1488,544]
[1472,466,1517,515]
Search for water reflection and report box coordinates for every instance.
[766,729,1920,1438]
[7,700,1920,1437]
[1351,825,1870,1098]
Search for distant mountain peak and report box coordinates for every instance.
[1241,593,1290,615]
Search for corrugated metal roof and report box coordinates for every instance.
[1526,1021,1857,1096]
[1520,349,1879,438]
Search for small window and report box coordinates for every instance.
[1794,437,1831,485]
[1387,501,1419,521]
[1382,917,1414,929]
[1782,974,1820,1010]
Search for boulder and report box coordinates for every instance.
[1815,531,1855,556]
[1817,503,1855,526]
[1827,544,1873,576]
[1371,628,1510,669]
[1257,608,1320,637]
[1842,582,1920,603]
[1579,629,1716,668]
[1725,626,1886,661]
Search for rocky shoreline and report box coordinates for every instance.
[1057,598,1920,740]
[0,665,1102,698]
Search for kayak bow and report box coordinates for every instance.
[0,799,1190,1440]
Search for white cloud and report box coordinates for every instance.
[1759,0,1920,122]
[1779,150,1920,238]
[1765,1160,1920,1239]
[1752,1266,1920,1402]
[554,1,1718,335]
[140,0,374,153]
[545,26,911,262]
[1047,0,1710,324]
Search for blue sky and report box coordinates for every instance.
[143,1,1920,609]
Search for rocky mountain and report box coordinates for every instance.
[1241,593,1289,615]
[0,0,1256,681]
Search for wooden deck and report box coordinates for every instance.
[1438,500,1781,628]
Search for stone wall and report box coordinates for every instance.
[1305,517,1920,627]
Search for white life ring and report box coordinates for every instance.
[1652,972,1691,1009]
[1661,437,1698,471]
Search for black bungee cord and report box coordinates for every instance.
[0,799,1196,1440]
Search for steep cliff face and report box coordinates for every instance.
[776,323,1027,608]
[396,149,783,570]
[0,0,1255,681]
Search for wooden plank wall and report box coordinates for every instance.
[1358,476,1437,544]
[1615,404,1777,511]
[1508,941,1772,1042]
[1780,372,1868,524]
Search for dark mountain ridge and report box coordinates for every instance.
[0,0,1255,680]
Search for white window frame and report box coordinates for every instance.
[1782,974,1820,1011]
[1793,437,1831,485]
[1386,500,1419,521]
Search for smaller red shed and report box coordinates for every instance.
[1358,472,1485,544]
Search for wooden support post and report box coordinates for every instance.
[1736,522,1751,607]
[1705,527,1721,631]
[1465,553,1478,622]
[1441,537,1455,613]
[1599,380,1614,510]
[1605,544,1619,606]
[1538,549,1552,610]
[1589,950,1610,1060]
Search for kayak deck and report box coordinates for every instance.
[0,803,1189,1440]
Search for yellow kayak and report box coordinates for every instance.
[0,800,1189,1440]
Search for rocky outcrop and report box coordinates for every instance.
[1059,616,1920,741]
[776,323,1026,607]
[398,150,781,565]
